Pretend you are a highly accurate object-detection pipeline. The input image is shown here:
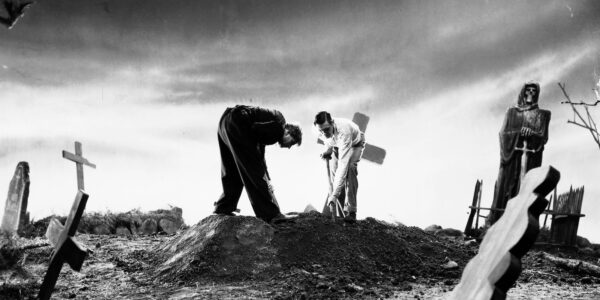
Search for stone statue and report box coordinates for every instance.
[489,82,550,224]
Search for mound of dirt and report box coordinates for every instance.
[152,212,473,299]
[154,215,280,282]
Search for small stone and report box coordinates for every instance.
[346,283,363,292]
[140,218,158,235]
[464,239,477,246]
[298,269,310,275]
[424,225,442,233]
[159,219,178,234]
[442,260,459,269]
[316,282,329,289]
[581,277,592,284]
[303,204,318,213]
[115,226,131,236]
[93,224,111,235]
[566,278,576,284]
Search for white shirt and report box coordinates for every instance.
[319,118,364,198]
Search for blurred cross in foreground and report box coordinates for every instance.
[0,0,33,29]
[39,191,90,300]
[558,82,600,151]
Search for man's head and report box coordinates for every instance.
[279,123,302,148]
[314,111,334,138]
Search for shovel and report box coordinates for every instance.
[321,158,345,219]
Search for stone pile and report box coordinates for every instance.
[24,206,185,237]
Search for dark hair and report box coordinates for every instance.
[314,111,332,125]
[285,123,302,146]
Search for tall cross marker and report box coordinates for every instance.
[318,112,387,164]
[62,141,96,190]
[39,141,95,299]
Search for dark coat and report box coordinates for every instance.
[236,105,286,145]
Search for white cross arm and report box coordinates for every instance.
[62,151,97,169]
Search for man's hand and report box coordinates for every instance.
[520,127,534,137]
[327,195,337,206]
[320,150,332,160]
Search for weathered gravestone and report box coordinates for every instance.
[39,142,95,300]
[1,161,30,235]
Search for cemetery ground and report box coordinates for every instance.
[1,212,600,299]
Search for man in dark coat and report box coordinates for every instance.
[213,105,302,223]
[489,83,550,224]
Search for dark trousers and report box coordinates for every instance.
[214,107,281,222]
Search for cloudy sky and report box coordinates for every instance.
[1,0,600,242]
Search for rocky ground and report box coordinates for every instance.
[1,212,599,299]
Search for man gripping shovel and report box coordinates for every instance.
[314,111,365,223]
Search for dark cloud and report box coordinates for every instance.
[1,0,599,108]
[156,0,600,111]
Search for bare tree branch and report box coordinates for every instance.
[567,120,597,133]
[560,100,600,106]
[559,82,600,151]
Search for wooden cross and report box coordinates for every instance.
[318,112,387,164]
[62,141,96,190]
[39,190,90,300]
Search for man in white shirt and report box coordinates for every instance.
[314,111,365,222]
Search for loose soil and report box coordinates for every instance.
[1,213,599,299]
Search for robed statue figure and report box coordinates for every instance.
[488,82,550,224]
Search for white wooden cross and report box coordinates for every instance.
[62,141,96,190]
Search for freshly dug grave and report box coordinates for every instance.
[152,212,473,299]
[2,212,598,299]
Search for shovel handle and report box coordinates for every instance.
[325,159,336,220]
[326,159,333,194]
